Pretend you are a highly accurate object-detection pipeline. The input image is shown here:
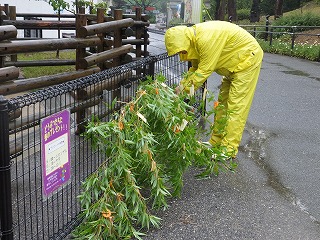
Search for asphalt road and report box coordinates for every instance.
[144,31,320,239]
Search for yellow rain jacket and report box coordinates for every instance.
[165,21,263,156]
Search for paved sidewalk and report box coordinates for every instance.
[143,157,320,240]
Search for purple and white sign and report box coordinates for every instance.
[41,109,71,196]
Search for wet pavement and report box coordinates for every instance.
[144,34,320,239]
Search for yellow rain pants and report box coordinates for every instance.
[165,21,263,156]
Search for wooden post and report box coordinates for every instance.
[143,23,149,57]
[0,4,10,68]
[113,9,122,64]
[76,16,87,69]
[112,9,123,101]
[88,6,98,56]
[75,12,87,134]
[8,6,17,62]
[0,5,8,25]
[97,8,106,69]
[56,9,61,58]
[135,8,142,76]
[135,8,142,58]
[78,6,85,15]
[3,4,9,18]
[0,54,4,69]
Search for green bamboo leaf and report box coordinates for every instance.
[132,228,146,240]
[149,215,162,228]
[74,77,236,239]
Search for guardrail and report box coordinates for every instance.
[240,24,320,49]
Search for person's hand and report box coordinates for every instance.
[175,86,181,95]
[175,85,184,95]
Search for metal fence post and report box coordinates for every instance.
[0,95,13,240]
[269,25,273,46]
[148,56,156,80]
[291,26,296,50]
[265,15,270,41]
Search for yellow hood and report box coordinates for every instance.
[165,21,263,94]
[165,26,196,61]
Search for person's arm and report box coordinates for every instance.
[179,60,199,93]
[180,28,228,93]
[188,60,198,72]
[180,57,214,94]
[180,67,211,93]
[177,60,199,94]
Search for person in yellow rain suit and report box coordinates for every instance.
[165,21,263,157]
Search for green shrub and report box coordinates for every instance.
[273,12,320,32]
[258,39,320,61]
[237,9,251,21]
[148,14,156,24]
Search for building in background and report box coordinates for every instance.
[166,0,208,27]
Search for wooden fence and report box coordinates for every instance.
[0,4,150,96]
[0,4,151,135]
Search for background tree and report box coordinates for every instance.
[112,0,129,9]
[236,0,251,9]
[155,0,170,14]
[48,0,70,12]
[260,0,276,16]
[227,0,237,21]
[47,0,70,57]
[216,0,227,20]
[259,0,308,17]
[122,0,159,12]
[203,0,237,21]
[112,0,168,13]
[250,0,260,22]
[274,0,284,19]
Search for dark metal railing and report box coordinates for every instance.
[0,53,200,240]
[240,24,320,50]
